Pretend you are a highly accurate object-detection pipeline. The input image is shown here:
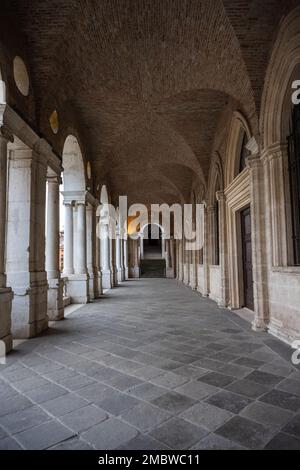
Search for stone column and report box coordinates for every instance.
[6,140,48,338]
[161,237,165,259]
[0,127,13,352]
[101,224,113,289]
[178,239,184,282]
[140,235,144,260]
[65,197,89,304]
[129,238,140,278]
[246,138,269,331]
[216,191,229,307]
[46,172,64,320]
[116,233,123,283]
[76,202,87,275]
[124,236,129,280]
[202,204,210,296]
[95,211,103,295]
[86,203,99,299]
[170,238,176,278]
[63,202,74,275]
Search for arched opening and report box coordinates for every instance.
[60,135,89,304]
[142,223,163,260]
[140,223,166,278]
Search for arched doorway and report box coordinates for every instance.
[140,224,166,278]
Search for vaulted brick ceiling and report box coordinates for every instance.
[2,0,299,204]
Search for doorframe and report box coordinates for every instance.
[240,205,254,310]
[225,169,251,310]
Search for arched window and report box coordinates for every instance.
[238,129,250,173]
[287,103,300,265]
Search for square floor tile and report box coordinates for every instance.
[259,389,300,412]
[175,381,218,400]
[215,415,275,449]
[82,418,138,450]
[149,417,208,449]
[198,372,236,388]
[282,414,300,438]
[205,390,252,414]
[226,379,270,399]
[180,402,233,431]
[41,393,89,417]
[61,404,108,432]
[240,401,293,428]
[16,421,75,450]
[0,406,50,434]
[121,402,171,432]
[151,392,196,414]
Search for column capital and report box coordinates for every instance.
[216,190,226,202]
[47,173,62,185]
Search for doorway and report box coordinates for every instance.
[240,206,254,310]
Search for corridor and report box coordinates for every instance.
[0,280,299,450]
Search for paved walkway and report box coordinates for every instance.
[0,279,300,450]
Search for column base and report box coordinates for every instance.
[129,266,141,278]
[252,318,268,332]
[0,287,13,354]
[102,269,113,289]
[88,271,95,300]
[9,273,49,339]
[124,267,129,280]
[97,271,103,296]
[117,268,125,283]
[47,278,64,321]
[67,274,90,304]
[166,268,175,279]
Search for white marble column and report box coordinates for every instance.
[101,224,113,289]
[46,172,64,320]
[0,127,13,352]
[6,140,48,338]
[76,202,87,275]
[129,238,141,278]
[124,237,129,280]
[86,203,99,299]
[63,202,74,275]
[116,233,123,283]
[140,236,144,260]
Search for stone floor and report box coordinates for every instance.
[0,279,300,450]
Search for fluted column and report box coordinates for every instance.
[46,172,64,320]
[63,202,74,275]
[0,127,13,352]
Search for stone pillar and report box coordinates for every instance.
[170,238,176,278]
[183,240,189,285]
[121,237,125,281]
[202,204,210,297]
[65,197,89,304]
[246,139,269,331]
[95,206,103,296]
[63,202,74,275]
[216,191,229,307]
[46,172,64,320]
[0,127,13,352]
[6,140,48,338]
[161,237,165,259]
[86,203,98,300]
[140,236,144,260]
[189,249,197,290]
[124,237,129,280]
[178,239,184,282]
[76,202,87,275]
[101,224,113,289]
[116,233,123,282]
[129,238,140,278]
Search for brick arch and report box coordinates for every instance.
[260,5,300,150]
